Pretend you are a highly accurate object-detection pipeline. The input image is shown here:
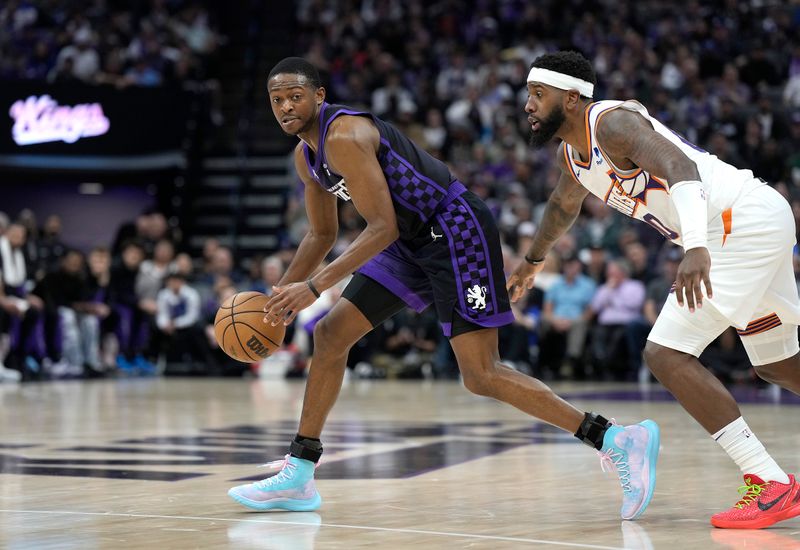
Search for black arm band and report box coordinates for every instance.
[524,255,545,265]
[306,279,321,298]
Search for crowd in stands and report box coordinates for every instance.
[284,0,800,382]
[0,0,221,87]
[0,209,299,382]
[3,1,800,385]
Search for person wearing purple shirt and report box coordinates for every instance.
[590,260,645,379]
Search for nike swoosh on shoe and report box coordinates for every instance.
[758,489,791,511]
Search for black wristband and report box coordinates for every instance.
[524,254,545,265]
[306,279,321,298]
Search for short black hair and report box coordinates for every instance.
[268,57,322,88]
[530,50,596,90]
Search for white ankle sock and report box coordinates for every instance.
[712,416,789,484]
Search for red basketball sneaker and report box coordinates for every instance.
[711,474,800,529]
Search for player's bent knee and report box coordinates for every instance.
[312,313,362,356]
[642,341,666,372]
[753,355,800,383]
[643,341,683,376]
[753,362,780,383]
[461,365,499,397]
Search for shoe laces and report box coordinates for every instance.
[598,448,632,494]
[254,454,318,489]
[732,477,767,509]
[597,419,632,494]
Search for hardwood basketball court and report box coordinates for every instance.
[1,378,799,549]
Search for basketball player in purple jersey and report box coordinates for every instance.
[227,57,660,520]
[507,50,800,529]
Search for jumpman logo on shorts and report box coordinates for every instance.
[431,227,443,241]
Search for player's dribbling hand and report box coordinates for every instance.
[263,283,317,326]
[675,247,713,312]
[506,259,545,303]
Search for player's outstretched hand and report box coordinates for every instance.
[263,283,318,326]
[506,258,545,303]
[675,247,713,312]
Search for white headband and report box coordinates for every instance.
[527,67,594,98]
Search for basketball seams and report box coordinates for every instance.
[236,320,282,348]
[219,319,236,356]
[230,292,260,362]
[230,315,258,362]
[217,292,263,311]
[214,291,283,362]
[215,309,268,326]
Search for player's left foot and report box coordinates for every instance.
[599,419,660,520]
[228,455,321,512]
[711,474,800,529]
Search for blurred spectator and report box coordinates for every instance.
[371,72,416,119]
[196,245,241,311]
[35,250,108,377]
[370,309,439,379]
[251,255,285,296]
[629,247,684,382]
[36,214,67,280]
[87,246,116,370]
[112,211,166,258]
[624,241,654,283]
[3,1,221,87]
[590,260,645,380]
[582,241,608,285]
[0,223,45,377]
[53,27,99,82]
[16,208,39,277]
[174,252,196,280]
[136,238,176,316]
[108,240,153,374]
[155,272,216,374]
[643,247,682,327]
[539,253,596,379]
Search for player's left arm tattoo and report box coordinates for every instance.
[595,109,700,186]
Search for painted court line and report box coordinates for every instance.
[0,509,624,549]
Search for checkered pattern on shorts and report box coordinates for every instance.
[438,201,496,318]
[382,150,446,220]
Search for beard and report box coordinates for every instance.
[529,105,566,147]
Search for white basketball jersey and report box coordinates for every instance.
[563,100,765,246]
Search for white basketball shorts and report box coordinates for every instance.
[648,184,800,365]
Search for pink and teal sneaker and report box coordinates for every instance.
[598,420,660,520]
[228,455,322,512]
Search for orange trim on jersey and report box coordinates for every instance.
[721,208,732,246]
[736,313,782,336]
[571,102,598,168]
[563,144,582,185]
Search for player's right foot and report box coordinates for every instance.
[599,420,660,520]
[711,474,800,529]
[228,455,321,512]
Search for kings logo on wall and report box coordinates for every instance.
[9,94,110,146]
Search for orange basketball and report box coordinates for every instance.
[214,291,286,363]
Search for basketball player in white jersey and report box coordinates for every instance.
[507,51,800,529]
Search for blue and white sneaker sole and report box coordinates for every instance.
[628,419,660,520]
[228,488,322,512]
